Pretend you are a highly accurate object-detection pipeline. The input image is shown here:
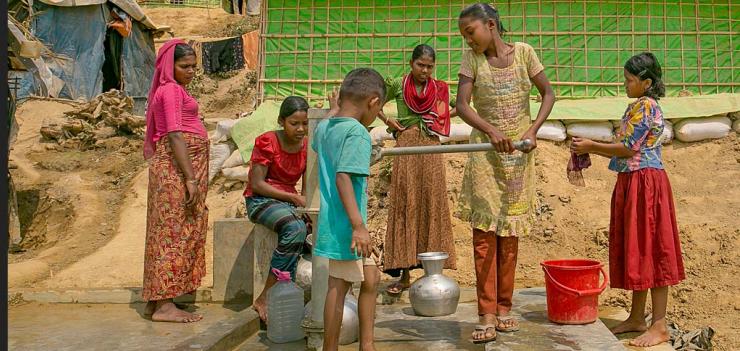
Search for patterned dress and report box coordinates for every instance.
[457,43,544,237]
[381,77,457,274]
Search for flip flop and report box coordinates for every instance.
[469,324,497,344]
[496,315,520,332]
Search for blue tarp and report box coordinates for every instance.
[122,21,156,114]
[32,3,107,100]
[122,21,155,98]
[22,2,155,104]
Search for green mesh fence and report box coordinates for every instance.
[258,0,739,102]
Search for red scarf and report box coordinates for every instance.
[567,152,592,187]
[402,74,451,137]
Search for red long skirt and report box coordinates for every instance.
[609,168,685,291]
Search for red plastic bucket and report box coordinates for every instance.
[541,259,608,325]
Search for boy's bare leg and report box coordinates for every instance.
[631,287,670,347]
[323,276,351,351]
[610,290,648,334]
[359,265,380,351]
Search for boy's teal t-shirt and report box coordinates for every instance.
[311,117,371,260]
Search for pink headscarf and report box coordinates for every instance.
[143,39,188,160]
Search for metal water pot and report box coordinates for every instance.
[304,293,359,345]
[409,252,460,316]
[295,254,312,290]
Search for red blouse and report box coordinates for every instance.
[243,131,307,198]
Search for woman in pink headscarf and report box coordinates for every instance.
[141,40,209,323]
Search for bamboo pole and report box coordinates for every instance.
[258,78,738,87]
[260,30,733,39]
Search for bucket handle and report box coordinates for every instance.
[541,264,609,297]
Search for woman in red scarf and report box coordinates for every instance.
[142,40,209,323]
[380,44,458,295]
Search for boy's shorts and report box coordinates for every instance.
[329,255,377,283]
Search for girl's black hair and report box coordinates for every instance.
[624,52,666,100]
[411,44,436,62]
[174,43,196,61]
[459,3,507,35]
[279,96,309,120]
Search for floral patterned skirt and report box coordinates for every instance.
[142,133,209,301]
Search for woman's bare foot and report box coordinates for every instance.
[252,296,268,322]
[385,281,410,295]
[144,301,156,316]
[630,319,670,347]
[151,301,202,323]
[609,317,648,334]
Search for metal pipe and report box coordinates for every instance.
[381,139,532,157]
[302,108,330,351]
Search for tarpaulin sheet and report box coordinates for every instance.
[122,21,156,99]
[31,3,107,100]
[230,100,281,162]
[23,2,156,103]
[260,1,738,101]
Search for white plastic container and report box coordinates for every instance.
[266,269,305,343]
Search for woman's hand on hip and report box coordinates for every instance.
[185,179,200,208]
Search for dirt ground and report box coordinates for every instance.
[7,6,739,351]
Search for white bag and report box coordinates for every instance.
[566,121,614,142]
[673,116,731,142]
[536,121,567,141]
[369,126,394,145]
[222,149,246,169]
[210,119,240,143]
[439,124,473,143]
[222,165,250,182]
[208,141,236,182]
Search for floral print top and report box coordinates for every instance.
[609,96,665,172]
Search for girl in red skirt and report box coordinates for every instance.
[571,52,685,347]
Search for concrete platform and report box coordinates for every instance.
[9,302,259,351]
[237,288,625,350]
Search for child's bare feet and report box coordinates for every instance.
[609,317,648,334]
[252,296,268,322]
[151,301,202,323]
[630,319,670,347]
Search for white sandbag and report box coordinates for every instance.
[566,121,614,142]
[369,126,394,145]
[210,119,240,143]
[439,124,473,143]
[222,165,250,182]
[536,121,566,141]
[208,141,236,182]
[222,149,246,169]
[673,116,731,142]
